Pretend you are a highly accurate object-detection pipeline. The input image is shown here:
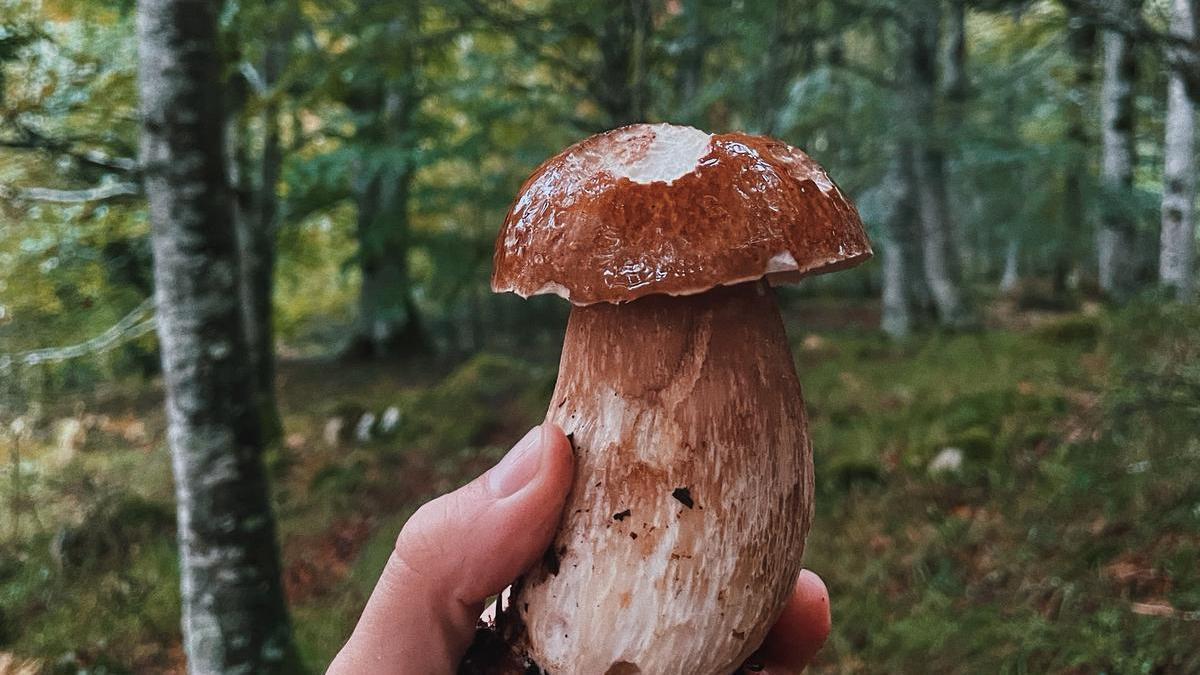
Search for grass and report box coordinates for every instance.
[1,300,1197,673]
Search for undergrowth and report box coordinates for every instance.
[1,304,1197,673]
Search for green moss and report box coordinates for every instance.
[1033,314,1102,347]
[7,306,1200,673]
[400,353,549,451]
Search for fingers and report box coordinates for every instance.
[328,424,575,674]
[749,570,832,674]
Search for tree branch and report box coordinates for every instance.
[2,181,141,203]
[0,123,138,174]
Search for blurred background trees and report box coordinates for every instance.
[2,0,1199,672]
[3,0,1197,363]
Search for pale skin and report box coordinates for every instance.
[329,424,832,674]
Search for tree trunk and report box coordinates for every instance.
[905,2,970,328]
[595,0,654,127]
[244,25,288,440]
[136,0,296,671]
[1000,239,1020,292]
[943,0,968,101]
[943,0,972,274]
[880,151,925,339]
[674,0,707,123]
[749,0,810,137]
[350,164,428,357]
[1097,1,1139,299]
[345,11,429,358]
[1058,4,1096,294]
[1160,0,1198,300]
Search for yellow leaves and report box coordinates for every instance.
[41,0,119,25]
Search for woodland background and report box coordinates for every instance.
[1,0,1199,672]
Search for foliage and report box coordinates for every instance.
[2,0,1199,671]
[3,0,1189,368]
[802,303,1200,673]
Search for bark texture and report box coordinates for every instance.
[904,1,970,327]
[1098,1,1139,298]
[243,22,288,441]
[1160,0,1198,299]
[1000,239,1020,292]
[1058,5,1096,293]
[879,152,925,339]
[504,282,812,675]
[226,51,284,443]
[136,0,295,671]
[943,0,969,101]
[347,10,429,357]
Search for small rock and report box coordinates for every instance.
[52,418,86,466]
[378,406,401,434]
[355,412,376,442]
[928,447,964,476]
[801,334,828,352]
[122,420,148,444]
[323,417,345,447]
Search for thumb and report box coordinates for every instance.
[329,424,574,674]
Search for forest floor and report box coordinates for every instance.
[1,296,1199,674]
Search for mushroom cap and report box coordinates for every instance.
[492,123,872,305]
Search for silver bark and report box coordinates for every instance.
[136,0,296,670]
[1001,239,1020,293]
[904,1,970,327]
[1098,1,1139,298]
[1160,0,1198,299]
[876,152,925,338]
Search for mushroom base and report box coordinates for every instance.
[499,282,813,675]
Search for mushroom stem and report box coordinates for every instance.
[505,281,813,675]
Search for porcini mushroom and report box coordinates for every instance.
[489,123,871,674]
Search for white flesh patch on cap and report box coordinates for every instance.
[765,250,800,274]
[606,123,711,185]
[532,280,572,300]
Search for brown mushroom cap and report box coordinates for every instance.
[492,123,872,305]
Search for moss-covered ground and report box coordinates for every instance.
[1,299,1197,673]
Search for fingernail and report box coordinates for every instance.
[488,426,544,498]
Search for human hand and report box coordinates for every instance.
[328,424,831,674]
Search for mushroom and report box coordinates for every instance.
[490,123,871,674]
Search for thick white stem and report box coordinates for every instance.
[505,282,813,675]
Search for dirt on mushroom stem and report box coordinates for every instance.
[471,281,814,675]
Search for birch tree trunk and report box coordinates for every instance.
[1058,4,1096,294]
[880,151,926,339]
[1160,0,1198,299]
[136,0,296,671]
[905,1,970,328]
[1001,239,1020,292]
[1097,1,1139,299]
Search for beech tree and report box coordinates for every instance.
[904,0,970,328]
[1160,0,1198,300]
[136,0,296,670]
[1097,0,1140,299]
[1059,0,1097,293]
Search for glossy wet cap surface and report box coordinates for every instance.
[492,123,872,305]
